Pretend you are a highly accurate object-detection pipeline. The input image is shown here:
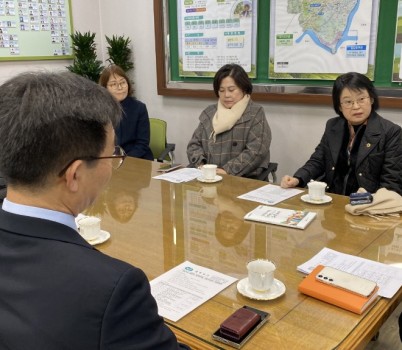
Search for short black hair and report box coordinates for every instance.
[213,64,252,97]
[332,72,379,117]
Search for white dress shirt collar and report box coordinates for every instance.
[2,198,77,231]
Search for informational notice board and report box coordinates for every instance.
[154,0,402,108]
[0,0,73,61]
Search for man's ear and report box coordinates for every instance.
[64,160,84,193]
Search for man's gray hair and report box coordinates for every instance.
[0,71,121,187]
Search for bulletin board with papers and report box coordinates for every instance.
[154,0,402,108]
[0,0,73,61]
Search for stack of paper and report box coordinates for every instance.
[298,247,402,298]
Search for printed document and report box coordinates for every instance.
[238,184,303,205]
[150,261,237,322]
[153,168,201,183]
[298,247,402,298]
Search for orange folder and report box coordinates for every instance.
[298,265,379,315]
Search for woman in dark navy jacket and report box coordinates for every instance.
[99,65,153,160]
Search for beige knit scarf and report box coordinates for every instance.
[210,94,250,141]
[345,188,402,219]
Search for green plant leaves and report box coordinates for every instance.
[67,31,104,82]
[66,32,134,82]
[105,35,134,72]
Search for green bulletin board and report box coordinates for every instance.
[154,0,402,108]
[0,0,73,61]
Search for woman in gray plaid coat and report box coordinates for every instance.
[187,64,271,179]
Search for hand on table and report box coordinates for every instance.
[281,175,299,188]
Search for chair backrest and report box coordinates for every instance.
[149,118,167,159]
[267,162,278,183]
[258,162,278,183]
[149,118,175,162]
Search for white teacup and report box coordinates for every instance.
[78,216,101,241]
[202,164,217,180]
[247,259,276,292]
[307,181,327,201]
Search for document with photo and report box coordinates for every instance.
[244,205,316,230]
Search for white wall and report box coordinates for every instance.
[1,0,400,180]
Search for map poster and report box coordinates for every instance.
[269,0,380,80]
[177,0,257,78]
[392,0,402,82]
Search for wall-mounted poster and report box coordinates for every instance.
[177,0,257,77]
[0,0,73,60]
[269,0,380,80]
[392,0,402,82]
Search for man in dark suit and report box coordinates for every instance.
[0,171,5,201]
[0,72,189,349]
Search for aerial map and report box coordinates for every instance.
[392,0,402,82]
[270,0,379,79]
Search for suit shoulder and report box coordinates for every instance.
[204,103,217,113]
[97,250,142,275]
[200,104,217,121]
[248,99,263,109]
[376,114,401,132]
[71,246,144,286]
[325,116,343,125]
[248,100,265,116]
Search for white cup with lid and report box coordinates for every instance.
[78,216,101,241]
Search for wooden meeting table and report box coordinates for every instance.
[87,157,402,350]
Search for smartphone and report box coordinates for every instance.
[212,306,270,349]
[156,163,182,173]
[316,266,377,297]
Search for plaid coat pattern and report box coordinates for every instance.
[187,100,271,178]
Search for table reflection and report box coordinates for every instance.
[379,224,402,267]
[182,183,254,277]
[88,159,152,225]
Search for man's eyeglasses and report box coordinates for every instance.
[107,80,128,90]
[58,145,126,177]
[340,96,371,109]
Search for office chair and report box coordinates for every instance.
[149,118,176,163]
[258,162,278,183]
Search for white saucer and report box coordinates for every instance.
[84,230,111,246]
[301,194,332,204]
[197,175,222,183]
[237,277,286,300]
